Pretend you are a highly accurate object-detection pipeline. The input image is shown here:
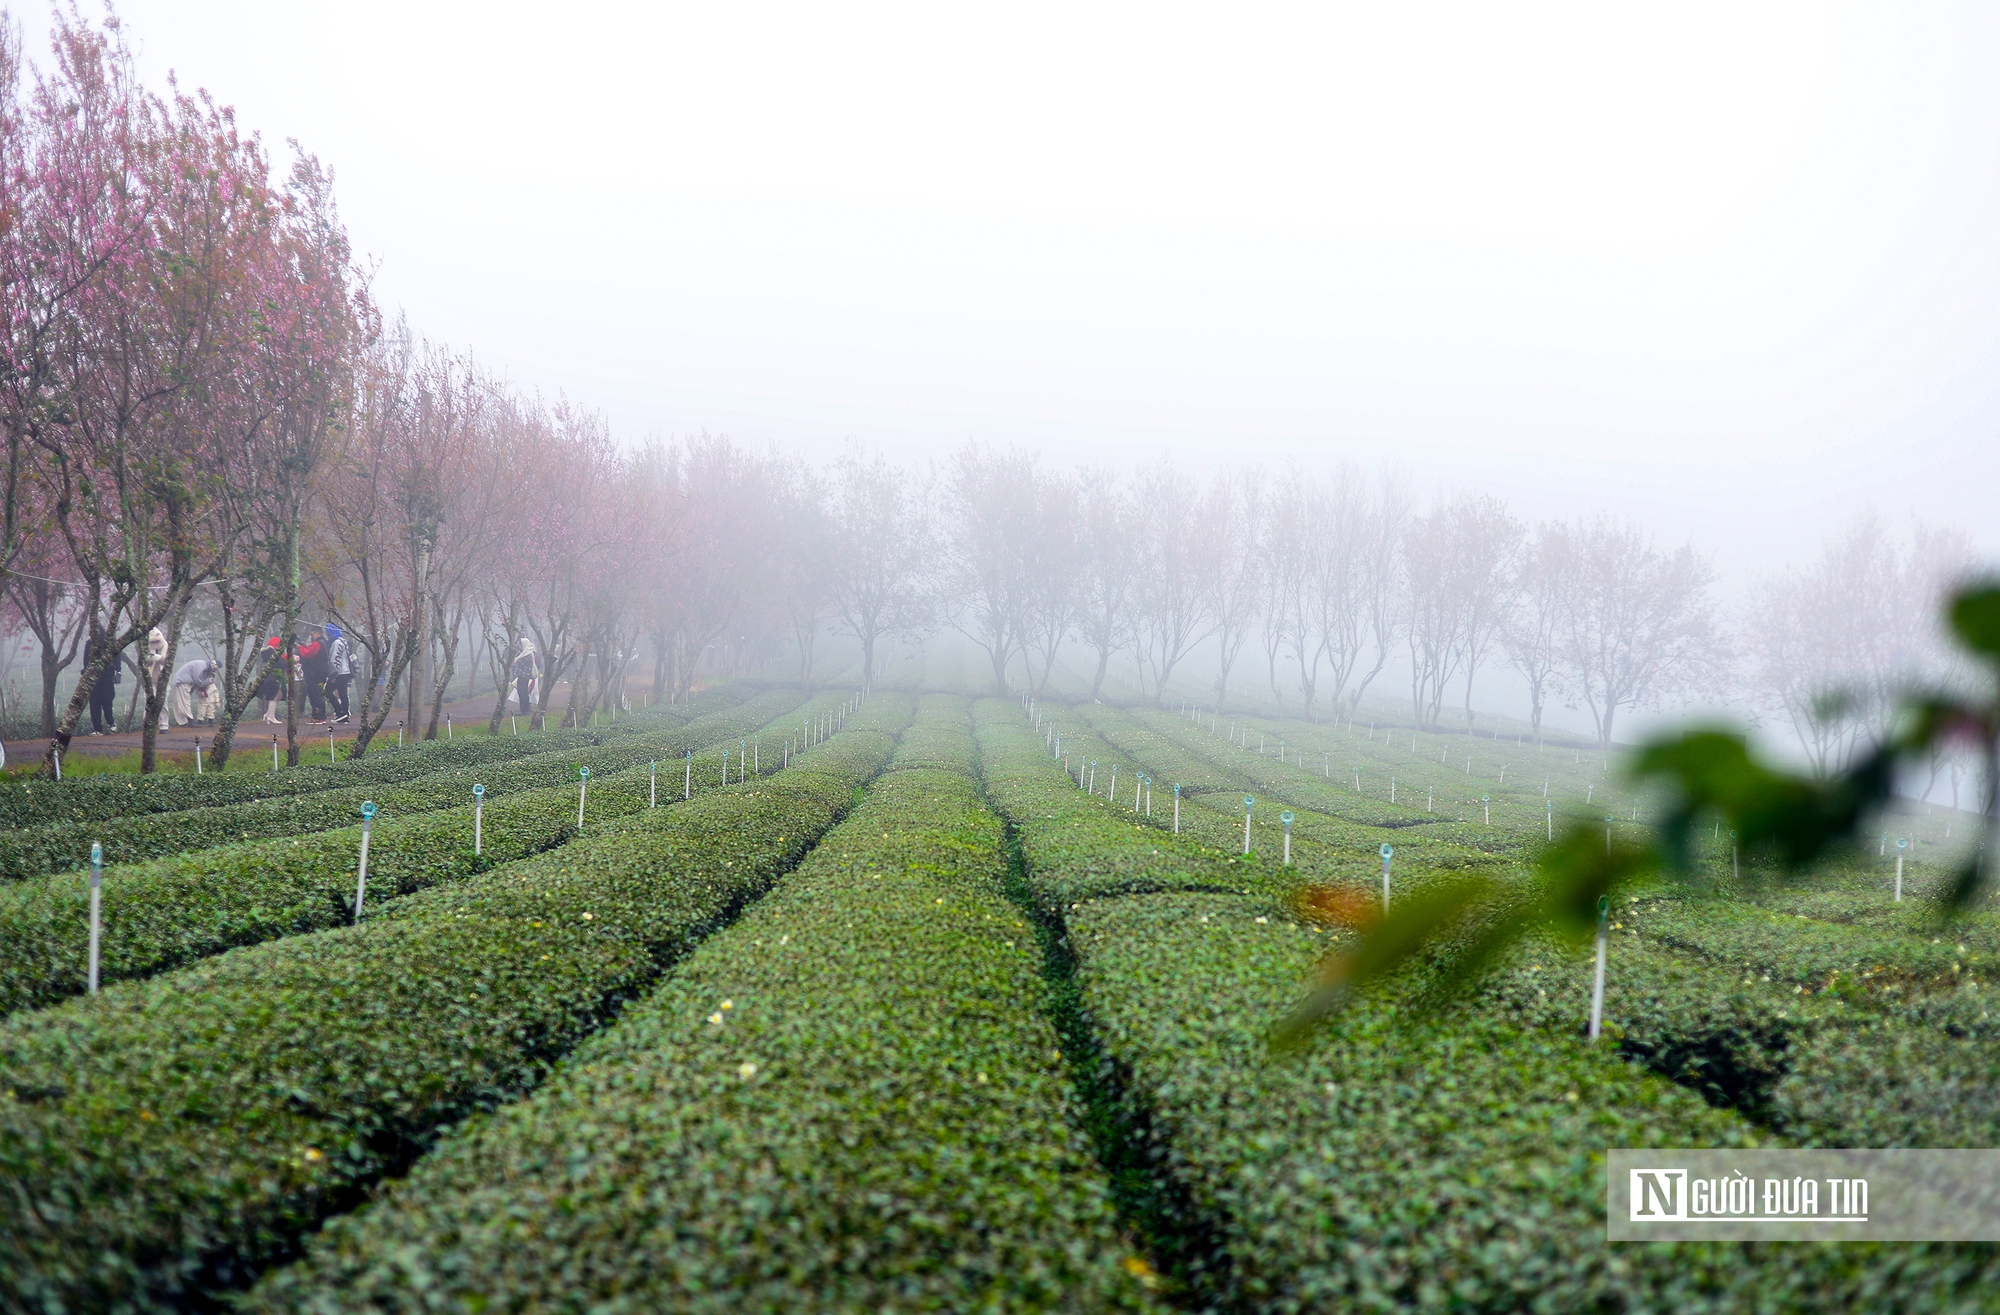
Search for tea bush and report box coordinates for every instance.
[0,685,739,832]
[0,688,800,881]
[0,689,827,1015]
[245,696,1160,1313]
[0,698,908,1313]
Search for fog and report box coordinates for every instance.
[6,2,1998,766]
[39,1,2000,577]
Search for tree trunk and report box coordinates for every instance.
[139,662,165,773]
[409,537,431,738]
[487,602,523,735]
[38,644,61,739]
[347,631,412,760]
[283,631,301,768]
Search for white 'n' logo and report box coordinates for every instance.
[1630,1169,1686,1221]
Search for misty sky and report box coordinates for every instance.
[22,2,2000,592]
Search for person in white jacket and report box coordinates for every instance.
[146,628,170,731]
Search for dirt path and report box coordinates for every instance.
[6,684,583,769]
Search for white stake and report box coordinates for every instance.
[1588,895,1609,1041]
[1381,843,1393,912]
[473,783,485,855]
[650,760,658,808]
[1173,784,1182,834]
[1895,837,1907,901]
[1243,794,1255,855]
[353,802,377,919]
[87,842,102,995]
[1546,799,1554,840]
[685,751,693,799]
[273,735,279,770]
[1281,811,1294,865]
[194,741,202,775]
[53,746,60,781]
[1483,795,1491,825]
[512,716,518,736]
[577,766,591,828]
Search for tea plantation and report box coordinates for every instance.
[3,675,1997,1311]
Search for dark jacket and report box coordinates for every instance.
[299,637,329,684]
[82,636,122,699]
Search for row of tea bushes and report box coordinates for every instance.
[1012,701,1438,894]
[1486,921,2000,1150]
[976,711,1278,909]
[1128,703,2000,1157]
[0,690,828,1016]
[0,695,909,1314]
[972,698,2000,1313]
[246,697,1161,1312]
[0,685,738,832]
[0,689,800,881]
[1622,894,1993,995]
[1209,707,1631,848]
[1078,705,1508,872]
[1113,705,1450,831]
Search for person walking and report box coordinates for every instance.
[325,624,353,723]
[80,632,122,735]
[168,658,218,728]
[511,637,539,717]
[299,628,330,723]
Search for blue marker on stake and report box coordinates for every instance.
[354,802,378,919]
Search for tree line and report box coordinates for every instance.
[2,11,1978,781]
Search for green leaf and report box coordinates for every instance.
[1949,581,2000,659]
